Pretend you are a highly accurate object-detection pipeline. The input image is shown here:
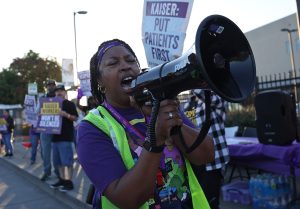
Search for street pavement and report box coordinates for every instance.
[0,137,91,209]
[1,136,298,209]
[0,159,72,209]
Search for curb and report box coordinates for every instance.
[0,158,92,209]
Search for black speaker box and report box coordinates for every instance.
[254,90,298,145]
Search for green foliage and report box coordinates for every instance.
[9,50,62,92]
[0,50,62,104]
[225,106,256,135]
[0,69,25,104]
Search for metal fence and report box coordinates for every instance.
[179,70,300,111]
[256,71,300,97]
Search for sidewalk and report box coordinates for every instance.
[0,159,73,209]
[0,136,92,209]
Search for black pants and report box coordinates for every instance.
[192,165,223,209]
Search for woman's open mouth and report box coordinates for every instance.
[121,76,134,92]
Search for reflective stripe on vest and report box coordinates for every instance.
[184,159,210,209]
[84,106,210,209]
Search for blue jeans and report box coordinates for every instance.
[40,133,53,175]
[2,133,13,154]
[52,141,74,167]
[30,133,39,162]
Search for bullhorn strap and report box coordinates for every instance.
[184,90,212,154]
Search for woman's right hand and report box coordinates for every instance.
[154,99,183,146]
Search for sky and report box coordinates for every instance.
[0,0,298,73]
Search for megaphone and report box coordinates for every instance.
[130,15,256,104]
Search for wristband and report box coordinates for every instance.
[143,140,165,153]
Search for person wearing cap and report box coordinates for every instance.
[45,79,56,97]
[50,84,78,192]
[39,79,57,181]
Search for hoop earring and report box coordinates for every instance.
[98,84,106,94]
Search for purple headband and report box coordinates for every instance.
[96,40,124,70]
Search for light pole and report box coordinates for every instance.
[73,10,87,72]
[281,28,298,103]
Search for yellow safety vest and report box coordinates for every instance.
[84,106,210,209]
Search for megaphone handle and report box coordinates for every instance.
[146,99,160,146]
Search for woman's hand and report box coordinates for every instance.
[155,99,183,145]
[130,97,183,145]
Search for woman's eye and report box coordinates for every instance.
[127,58,136,63]
[107,60,118,66]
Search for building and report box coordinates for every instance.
[245,13,299,77]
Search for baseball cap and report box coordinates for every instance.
[55,84,66,91]
[46,79,56,86]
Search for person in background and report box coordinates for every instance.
[76,39,214,209]
[40,79,57,181]
[76,88,98,116]
[29,125,40,164]
[184,94,198,112]
[50,84,78,192]
[0,110,14,157]
[0,135,3,154]
[192,89,230,209]
[74,88,97,149]
[74,89,98,195]
[183,94,198,125]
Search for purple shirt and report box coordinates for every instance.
[77,106,194,208]
[77,107,147,194]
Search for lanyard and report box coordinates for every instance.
[103,100,146,142]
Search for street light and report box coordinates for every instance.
[281,28,298,103]
[73,10,87,72]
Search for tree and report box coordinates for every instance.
[9,50,62,94]
[0,50,62,104]
[0,69,24,104]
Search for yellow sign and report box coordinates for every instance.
[185,109,197,126]
[0,118,7,125]
[41,102,61,114]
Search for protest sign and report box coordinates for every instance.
[62,58,74,87]
[0,118,7,132]
[24,94,38,127]
[36,97,63,134]
[142,0,194,67]
[28,83,38,95]
[78,70,92,96]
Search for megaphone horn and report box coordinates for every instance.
[130,14,256,104]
